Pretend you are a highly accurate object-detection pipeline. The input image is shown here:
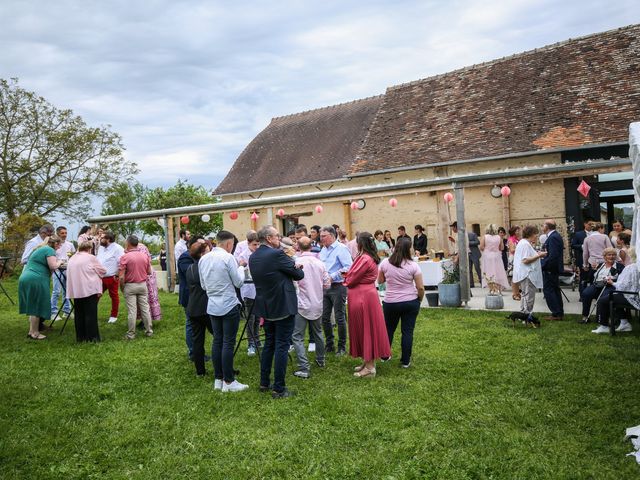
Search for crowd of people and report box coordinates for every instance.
[18,225,161,341]
[16,215,637,398]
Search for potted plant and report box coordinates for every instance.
[483,274,504,310]
[438,262,461,307]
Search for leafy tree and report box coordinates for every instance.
[100,181,148,241]
[140,180,221,238]
[0,78,137,222]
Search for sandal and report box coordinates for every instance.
[354,364,366,372]
[512,294,521,301]
[354,367,376,378]
[27,333,46,340]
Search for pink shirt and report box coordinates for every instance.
[379,258,422,303]
[296,252,331,319]
[347,239,358,259]
[119,250,151,283]
[66,252,107,299]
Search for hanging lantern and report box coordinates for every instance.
[577,180,591,198]
[201,214,210,222]
[250,212,259,221]
[443,192,454,203]
[500,186,511,197]
[315,205,323,214]
[229,211,238,220]
[350,201,359,210]
[180,216,190,224]
[389,198,398,207]
[276,208,285,217]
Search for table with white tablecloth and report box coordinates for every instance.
[418,260,452,286]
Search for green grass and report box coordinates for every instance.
[0,278,639,479]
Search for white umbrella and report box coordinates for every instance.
[630,122,640,257]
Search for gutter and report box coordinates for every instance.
[87,158,630,223]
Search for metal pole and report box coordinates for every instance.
[162,215,173,292]
[454,183,471,305]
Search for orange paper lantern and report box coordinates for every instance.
[180,216,189,224]
[229,211,238,220]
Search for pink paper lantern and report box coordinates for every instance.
[500,186,511,197]
[443,192,454,203]
[389,198,398,207]
[180,215,190,224]
[276,208,285,217]
[315,205,323,214]
[577,180,591,198]
[229,211,238,220]
[350,201,358,210]
[250,212,259,221]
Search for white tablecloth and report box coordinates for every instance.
[418,260,449,286]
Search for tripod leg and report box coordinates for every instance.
[60,301,74,335]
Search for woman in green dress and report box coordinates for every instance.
[19,235,62,340]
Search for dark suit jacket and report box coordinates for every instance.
[413,234,427,255]
[571,230,587,268]
[185,261,208,318]
[468,232,481,262]
[177,251,194,308]
[249,245,304,319]
[541,230,564,274]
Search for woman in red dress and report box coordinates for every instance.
[344,232,391,378]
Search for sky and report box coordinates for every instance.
[1,0,638,208]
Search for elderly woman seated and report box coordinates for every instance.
[593,247,639,334]
[579,247,624,324]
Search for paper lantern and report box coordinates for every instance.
[443,192,454,203]
[277,208,285,217]
[350,201,359,210]
[250,212,259,221]
[389,198,398,207]
[577,180,591,198]
[229,211,238,220]
[201,214,210,222]
[180,216,189,224]
[500,186,511,197]
[315,205,323,214]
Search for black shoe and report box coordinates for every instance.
[325,346,335,353]
[578,317,589,324]
[272,388,295,399]
[259,384,273,393]
[315,359,326,368]
[336,349,346,356]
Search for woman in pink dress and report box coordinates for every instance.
[480,224,510,291]
[133,243,162,322]
[344,232,391,378]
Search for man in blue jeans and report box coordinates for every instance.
[198,230,248,393]
[250,225,304,399]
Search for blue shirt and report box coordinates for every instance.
[319,240,353,283]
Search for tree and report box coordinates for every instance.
[0,78,137,222]
[140,180,222,238]
[100,180,148,241]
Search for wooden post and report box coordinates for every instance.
[343,203,352,240]
[454,183,471,304]
[436,192,450,255]
[166,216,176,292]
[502,191,511,228]
[162,215,173,292]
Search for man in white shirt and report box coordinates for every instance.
[199,230,248,393]
[21,224,54,265]
[234,230,256,262]
[50,226,76,318]
[291,237,331,378]
[96,231,124,323]
[174,229,190,268]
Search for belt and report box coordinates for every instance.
[331,282,344,286]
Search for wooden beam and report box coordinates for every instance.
[502,192,511,228]
[454,183,471,304]
[343,203,352,239]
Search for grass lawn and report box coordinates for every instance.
[0,278,639,479]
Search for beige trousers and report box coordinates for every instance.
[519,277,537,315]
[124,282,152,337]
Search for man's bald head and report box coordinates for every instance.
[297,236,311,251]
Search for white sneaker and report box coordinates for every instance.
[213,379,223,391]
[616,320,633,332]
[308,343,316,353]
[108,317,118,324]
[247,346,256,356]
[591,325,610,334]
[288,345,295,353]
[221,380,249,393]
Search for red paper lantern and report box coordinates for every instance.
[577,180,591,198]
[229,211,238,220]
[350,201,358,210]
[443,192,454,203]
[315,205,323,214]
[180,216,189,224]
[250,212,259,221]
[276,208,285,217]
[389,198,398,207]
[500,186,511,197]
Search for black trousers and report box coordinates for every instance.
[469,255,481,288]
[382,299,421,366]
[74,295,100,342]
[596,290,633,326]
[542,271,563,317]
[190,314,213,375]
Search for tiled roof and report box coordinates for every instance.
[215,24,640,194]
[213,95,384,195]
[351,24,640,173]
